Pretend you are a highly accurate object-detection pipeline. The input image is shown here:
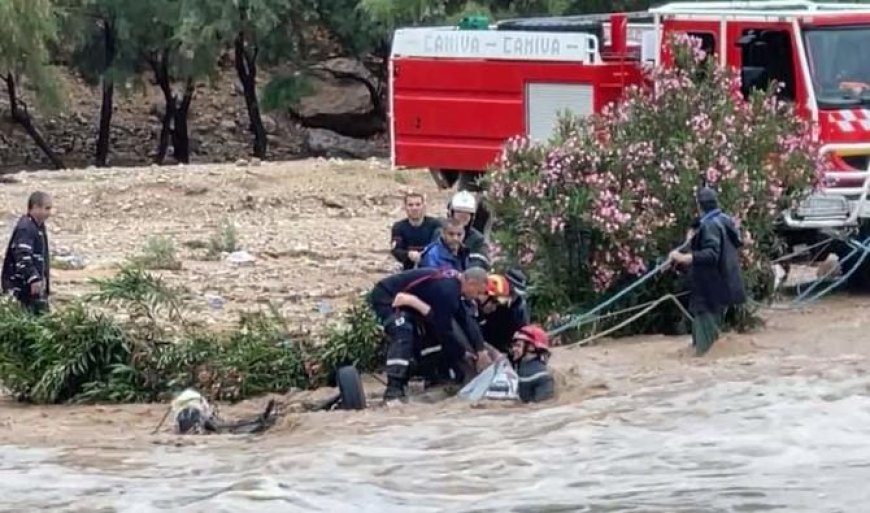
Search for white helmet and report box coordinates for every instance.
[449,190,477,213]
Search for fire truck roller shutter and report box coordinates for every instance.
[525,82,595,142]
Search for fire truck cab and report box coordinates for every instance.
[389,1,870,240]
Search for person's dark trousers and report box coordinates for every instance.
[692,310,722,356]
[382,310,418,382]
[15,290,48,316]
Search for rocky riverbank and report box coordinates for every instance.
[0,158,443,335]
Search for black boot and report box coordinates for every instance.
[383,377,408,402]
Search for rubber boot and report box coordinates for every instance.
[383,377,408,402]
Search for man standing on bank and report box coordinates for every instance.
[1,191,53,314]
[391,192,441,271]
[669,187,746,356]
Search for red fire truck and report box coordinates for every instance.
[389,1,870,255]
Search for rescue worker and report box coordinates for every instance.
[368,267,491,401]
[418,217,469,271]
[1,191,52,315]
[434,191,490,270]
[510,325,555,403]
[391,192,441,270]
[479,273,531,354]
[459,179,493,238]
[669,187,747,356]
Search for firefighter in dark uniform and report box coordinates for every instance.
[479,273,531,354]
[368,267,491,401]
[391,192,441,270]
[1,191,53,315]
[509,324,555,403]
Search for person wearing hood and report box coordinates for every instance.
[669,187,747,356]
[434,191,490,271]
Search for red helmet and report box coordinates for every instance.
[513,324,549,352]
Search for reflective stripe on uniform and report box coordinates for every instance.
[420,345,442,356]
[386,358,410,367]
[518,371,551,383]
[469,253,490,264]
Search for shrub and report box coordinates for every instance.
[486,34,823,336]
[131,236,182,270]
[0,264,385,404]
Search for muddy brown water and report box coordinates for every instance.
[3,296,870,512]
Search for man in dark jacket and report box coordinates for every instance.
[1,191,53,314]
[368,267,491,401]
[479,272,531,354]
[669,187,747,356]
[391,192,441,270]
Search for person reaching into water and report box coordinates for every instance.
[479,272,531,354]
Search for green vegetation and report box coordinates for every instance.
[7,0,666,168]
[0,263,382,404]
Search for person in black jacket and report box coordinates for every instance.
[1,191,53,314]
[669,187,747,356]
[479,273,531,354]
[390,192,441,270]
[368,267,491,401]
[509,324,555,403]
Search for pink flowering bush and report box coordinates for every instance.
[486,34,824,335]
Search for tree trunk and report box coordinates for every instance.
[151,55,175,165]
[4,74,65,170]
[95,20,116,167]
[234,30,267,158]
[171,79,194,164]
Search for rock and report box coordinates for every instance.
[205,294,225,310]
[220,120,236,131]
[303,128,387,160]
[290,58,384,138]
[251,157,262,167]
[261,115,278,135]
[226,250,256,266]
[235,159,248,167]
[184,186,209,196]
[321,197,345,209]
[54,254,85,270]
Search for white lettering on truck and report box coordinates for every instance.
[394,29,597,63]
[503,36,561,56]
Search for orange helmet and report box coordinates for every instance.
[513,325,549,352]
[486,274,511,299]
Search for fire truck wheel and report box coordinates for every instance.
[429,169,459,189]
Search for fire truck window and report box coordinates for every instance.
[739,29,797,101]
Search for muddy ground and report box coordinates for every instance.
[0,159,868,450]
[0,158,445,333]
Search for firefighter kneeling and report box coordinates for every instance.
[368,267,491,402]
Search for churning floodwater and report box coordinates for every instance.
[2,371,870,513]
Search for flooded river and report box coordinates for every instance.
[3,361,869,512]
[3,297,870,512]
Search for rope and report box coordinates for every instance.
[546,233,870,343]
[563,293,694,349]
[547,241,688,338]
